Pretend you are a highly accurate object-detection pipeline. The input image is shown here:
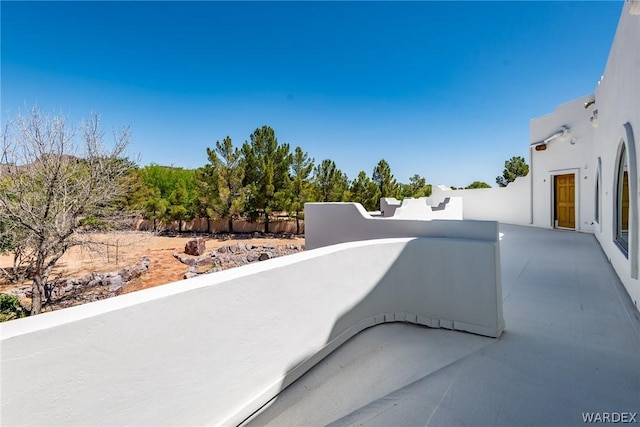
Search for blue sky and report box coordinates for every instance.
[1,1,623,187]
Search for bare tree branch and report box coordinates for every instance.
[0,107,136,314]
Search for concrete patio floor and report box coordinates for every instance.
[246,224,640,426]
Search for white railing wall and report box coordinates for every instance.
[379,197,463,220]
[426,177,531,226]
[304,202,496,250]
[1,233,503,426]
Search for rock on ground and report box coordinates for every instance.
[5,257,150,313]
[173,244,303,278]
[184,237,206,256]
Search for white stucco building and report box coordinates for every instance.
[432,0,640,311]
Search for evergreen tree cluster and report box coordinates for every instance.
[128,125,435,233]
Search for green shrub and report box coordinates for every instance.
[0,294,28,322]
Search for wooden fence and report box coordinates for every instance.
[133,217,304,234]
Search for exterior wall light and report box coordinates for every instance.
[530,126,571,150]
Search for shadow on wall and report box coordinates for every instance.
[379,197,463,220]
[244,324,495,426]
[0,229,503,426]
[426,177,531,225]
[235,235,504,425]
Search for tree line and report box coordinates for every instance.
[0,108,527,315]
[126,125,434,234]
[125,127,530,233]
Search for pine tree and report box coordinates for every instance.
[372,159,399,198]
[399,174,432,198]
[241,126,292,233]
[201,136,245,233]
[496,156,529,187]
[289,147,314,234]
[350,171,381,211]
[193,165,218,233]
[313,159,350,202]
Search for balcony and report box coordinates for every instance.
[1,224,638,426]
[247,224,640,426]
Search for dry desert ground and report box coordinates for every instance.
[0,231,305,311]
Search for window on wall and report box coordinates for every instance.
[616,145,630,254]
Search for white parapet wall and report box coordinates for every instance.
[429,196,463,219]
[380,197,463,220]
[1,233,504,427]
[380,197,402,217]
[305,202,495,250]
[389,197,434,219]
[426,177,532,226]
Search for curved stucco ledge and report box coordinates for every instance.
[1,233,503,427]
[305,202,498,250]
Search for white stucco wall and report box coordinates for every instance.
[304,202,497,250]
[589,2,640,308]
[426,179,531,226]
[430,196,464,219]
[379,197,463,220]
[390,197,434,219]
[1,236,503,426]
[529,95,596,231]
[525,2,639,309]
[380,197,401,217]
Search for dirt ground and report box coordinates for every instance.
[0,232,305,296]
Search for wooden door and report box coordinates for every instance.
[622,171,629,231]
[555,174,575,229]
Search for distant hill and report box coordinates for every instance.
[0,154,81,177]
